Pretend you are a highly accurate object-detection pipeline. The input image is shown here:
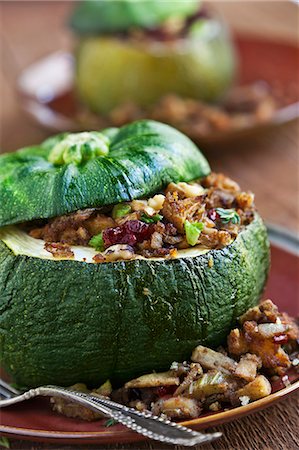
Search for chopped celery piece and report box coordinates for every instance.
[112,203,131,219]
[89,232,104,251]
[184,220,204,246]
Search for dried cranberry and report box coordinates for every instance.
[103,220,152,248]
[155,385,177,398]
[207,208,220,222]
[103,226,136,247]
[125,220,152,242]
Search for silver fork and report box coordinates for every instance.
[0,379,221,446]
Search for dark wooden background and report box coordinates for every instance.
[0,1,298,449]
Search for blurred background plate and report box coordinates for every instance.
[17,34,299,149]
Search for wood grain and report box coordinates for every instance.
[0,2,298,449]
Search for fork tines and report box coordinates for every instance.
[0,378,20,399]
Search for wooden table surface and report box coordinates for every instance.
[0,2,298,449]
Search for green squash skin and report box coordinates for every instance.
[70,0,200,35]
[0,214,269,388]
[0,120,210,227]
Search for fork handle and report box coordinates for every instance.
[0,386,221,446]
[41,387,221,446]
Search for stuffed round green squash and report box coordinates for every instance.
[0,120,269,388]
[71,0,236,114]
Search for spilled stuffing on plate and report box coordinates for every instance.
[51,300,299,422]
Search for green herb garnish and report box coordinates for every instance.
[184,220,204,246]
[112,203,131,219]
[105,418,117,428]
[141,213,163,224]
[215,208,240,224]
[89,232,104,251]
[0,437,10,448]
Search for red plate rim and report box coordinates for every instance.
[0,379,298,441]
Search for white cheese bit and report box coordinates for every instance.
[170,361,179,371]
[239,396,250,406]
[282,375,291,387]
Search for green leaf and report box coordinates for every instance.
[112,203,131,219]
[215,208,240,225]
[184,220,204,246]
[0,437,10,448]
[105,418,117,428]
[141,213,163,224]
[89,233,104,251]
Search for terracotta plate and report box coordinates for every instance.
[0,225,298,445]
[17,35,299,147]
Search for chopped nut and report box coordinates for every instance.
[235,354,262,382]
[202,173,240,192]
[235,191,255,210]
[239,300,278,324]
[150,231,163,249]
[103,244,135,262]
[162,192,204,233]
[151,396,201,419]
[236,375,271,401]
[115,211,140,225]
[92,253,106,264]
[209,401,222,411]
[192,345,237,374]
[85,214,116,235]
[130,199,155,216]
[148,194,165,211]
[166,182,205,198]
[227,328,249,355]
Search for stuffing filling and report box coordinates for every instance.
[26,173,255,262]
[50,300,299,422]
